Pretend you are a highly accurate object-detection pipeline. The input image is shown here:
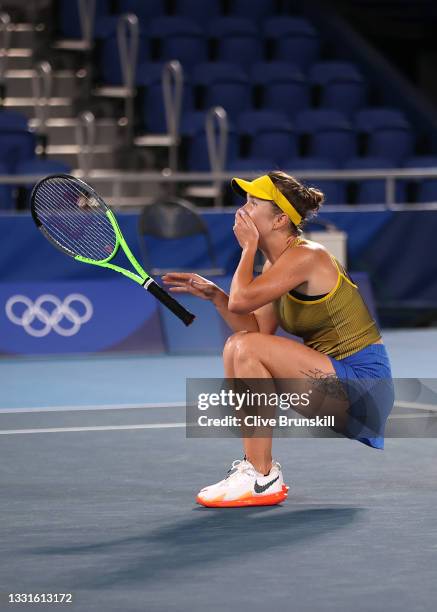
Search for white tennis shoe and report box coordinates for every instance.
[196,459,289,507]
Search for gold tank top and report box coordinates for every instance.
[273,238,381,360]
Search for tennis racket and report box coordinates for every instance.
[30,174,195,326]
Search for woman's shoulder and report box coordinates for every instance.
[261,237,331,271]
[290,237,332,264]
[303,235,342,258]
[293,236,325,251]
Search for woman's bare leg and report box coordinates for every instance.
[223,331,348,475]
[223,337,274,474]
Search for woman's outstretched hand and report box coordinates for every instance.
[161,272,222,303]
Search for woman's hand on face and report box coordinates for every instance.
[161,272,221,302]
[233,208,259,251]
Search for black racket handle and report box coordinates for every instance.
[144,279,195,326]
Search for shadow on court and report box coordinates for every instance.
[27,507,362,588]
[2,418,437,612]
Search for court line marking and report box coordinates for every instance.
[0,413,436,435]
[393,401,437,412]
[0,423,186,435]
[1,400,436,414]
[0,402,186,414]
[389,413,437,419]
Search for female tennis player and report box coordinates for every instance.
[162,171,395,508]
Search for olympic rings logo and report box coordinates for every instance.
[5,294,93,338]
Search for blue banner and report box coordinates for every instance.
[0,279,164,355]
[1,209,436,316]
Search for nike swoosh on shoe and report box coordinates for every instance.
[254,475,280,494]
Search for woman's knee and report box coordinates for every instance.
[223,330,260,358]
[223,331,248,361]
[224,331,260,364]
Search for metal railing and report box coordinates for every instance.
[206,106,229,206]
[163,60,183,172]
[0,12,11,103]
[75,110,96,175]
[31,61,52,153]
[118,13,139,142]
[2,168,437,211]
[133,60,184,171]
[78,0,96,50]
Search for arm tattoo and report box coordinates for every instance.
[299,368,348,401]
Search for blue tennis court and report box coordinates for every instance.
[1,330,437,611]
[2,1,437,610]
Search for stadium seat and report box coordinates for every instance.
[294,109,349,132]
[404,156,437,203]
[403,155,437,170]
[210,17,259,38]
[368,127,414,165]
[0,111,35,173]
[237,111,296,164]
[94,15,118,39]
[173,0,222,25]
[181,112,238,171]
[137,62,194,133]
[0,110,28,131]
[309,61,363,84]
[417,181,437,203]
[237,110,289,133]
[15,159,72,206]
[282,157,347,205]
[321,79,367,116]
[309,61,367,116]
[96,26,149,86]
[193,63,248,112]
[295,110,357,164]
[115,0,166,25]
[251,61,303,82]
[344,157,406,204]
[149,17,207,68]
[211,18,263,69]
[251,62,309,117]
[354,107,407,132]
[193,62,247,86]
[58,0,110,39]
[0,162,14,210]
[203,74,251,119]
[15,158,71,177]
[136,61,168,86]
[250,129,297,165]
[264,17,319,69]
[264,16,317,37]
[355,107,414,163]
[0,131,36,173]
[180,110,208,136]
[185,130,238,171]
[284,155,335,170]
[227,0,277,22]
[0,185,14,211]
[229,157,275,172]
[312,130,357,165]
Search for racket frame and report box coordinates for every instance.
[30,174,195,326]
[75,210,150,286]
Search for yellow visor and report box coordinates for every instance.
[231,174,302,226]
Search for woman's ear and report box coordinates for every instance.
[272,213,289,231]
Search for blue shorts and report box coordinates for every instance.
[328,344,395,449]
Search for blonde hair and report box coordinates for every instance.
[268,170,324,231]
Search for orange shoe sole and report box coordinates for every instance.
[196,485,289,508]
